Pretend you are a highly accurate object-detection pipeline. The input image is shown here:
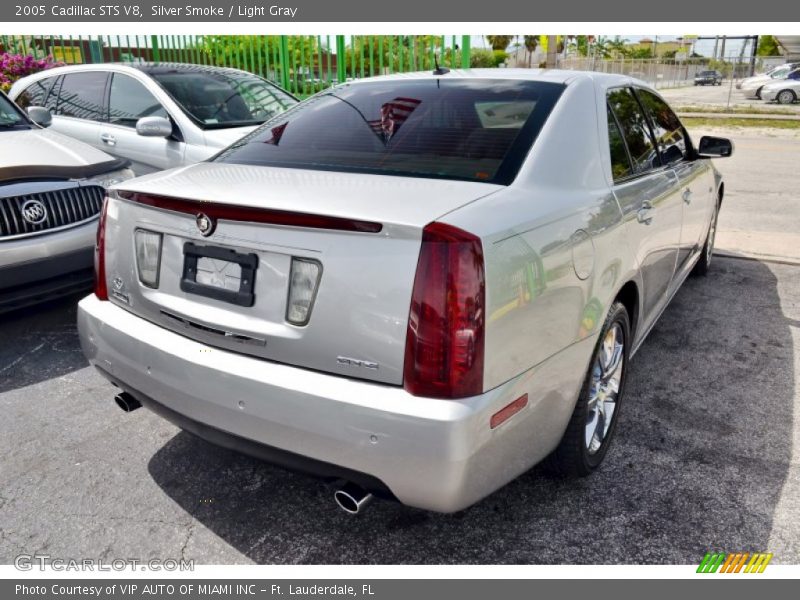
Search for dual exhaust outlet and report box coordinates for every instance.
[112,392,373,513]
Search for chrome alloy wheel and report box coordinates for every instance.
[585,323,625,455]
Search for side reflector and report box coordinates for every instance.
[490,394,528,429]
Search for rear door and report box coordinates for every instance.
[101,72,186,175]
[636,88,715,272]
[606,87,683,326]
[50,71,109,150]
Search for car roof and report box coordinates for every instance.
[16,62,257,78]
[340,68,653,90]
[14,64,656,96]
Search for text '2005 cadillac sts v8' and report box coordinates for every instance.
[77,69,732,513]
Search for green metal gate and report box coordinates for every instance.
[0,34,473,97]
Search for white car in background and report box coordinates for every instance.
[0,91,133,312]
[737,63,800,99]
[760,68,800,104]
[9,63,298,176]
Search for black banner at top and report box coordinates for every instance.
[3,0,800,22]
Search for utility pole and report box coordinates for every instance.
[546,35,558,68]
[720,35,727,60]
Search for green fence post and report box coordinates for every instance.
[461,35,471,69]
[279,35,291,92]
[151,35,160,62]
[336,35,346,83]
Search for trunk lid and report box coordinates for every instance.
[105,163,500,385]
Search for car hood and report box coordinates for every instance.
[113,162,503,227]
[1,127,116,168]
[740,74,778,88]
[202,125,260,150]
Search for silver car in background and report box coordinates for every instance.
[737,62,800,98]
[0,91,133,313]
[760,68,800,104]
[9,63,298,175]
[78,70,731,513]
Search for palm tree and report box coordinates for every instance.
[523,35,539,67]
[606,36,629,59]
[485,35,514,52]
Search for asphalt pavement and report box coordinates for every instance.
[1,255,798,565]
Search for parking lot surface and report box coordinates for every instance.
[1,122,799,565]
[660,83,800,112]
[1,256,798,565]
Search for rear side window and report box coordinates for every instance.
[57,72,108,121]
[15,77,54,109]
[636,89,687,165]
[607,87,659,176]
[607,106,633,181]
[215,79,564,185]
[108,73,168,127]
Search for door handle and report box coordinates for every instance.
[637,201,654,225]
[100,133,116,146]
[682,188,692,204]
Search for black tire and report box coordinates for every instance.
[692,198,720,277]
[550,301,630,477]
[755,86,763,99]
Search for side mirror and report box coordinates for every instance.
[27,106,52,128]
[698,136,733,158]
[135,116,172,138]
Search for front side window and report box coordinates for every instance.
[15,77,54,109]
[215,79,564,185]
[108,73,168,127]
[57,72,108,121]
[636,88,688,165]
[607,87,659,176]
[149,67,296,129]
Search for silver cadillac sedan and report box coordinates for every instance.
[77,69,731,513]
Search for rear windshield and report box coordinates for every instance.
[214,79,564,185]
[149,68,297,129]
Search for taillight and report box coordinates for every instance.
[94,197,109,300]
[404,222,485,399]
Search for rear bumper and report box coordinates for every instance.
[78,295,590,512]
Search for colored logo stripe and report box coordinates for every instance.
[697,552,773,573]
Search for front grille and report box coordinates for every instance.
[0,185,105,239]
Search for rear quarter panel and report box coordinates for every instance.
[443,76,637,394]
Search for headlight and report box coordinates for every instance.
[91,167,135,189]
[286,258,322,325]
[134,229,163,288]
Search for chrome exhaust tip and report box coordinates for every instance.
[114,392,142,413]
[334,482,373,514]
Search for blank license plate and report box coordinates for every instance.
[180,242,258,307]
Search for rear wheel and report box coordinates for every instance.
[693,199,719,276]
[551,301,630,477]
[777,89,797,105]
